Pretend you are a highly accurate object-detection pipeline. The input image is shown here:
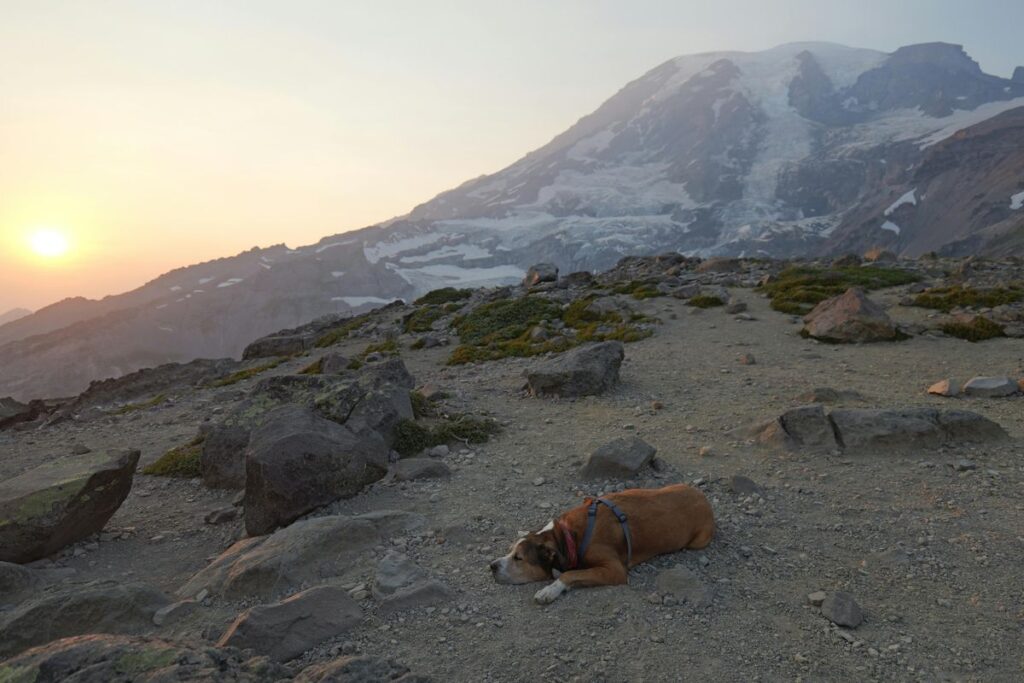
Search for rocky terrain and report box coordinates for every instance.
[1,253,1023,682]
[4,41,1024,402]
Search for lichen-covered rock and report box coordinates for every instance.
[802,288,899,343]
[524,341,624,398]
[0,449,139,563]
[178,511,425,600]
[0,580,169,658]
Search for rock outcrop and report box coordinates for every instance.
[524,341,625,397]
[0,449,139,563]
[802,288,900,343]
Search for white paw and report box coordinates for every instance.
[534,580,566,605]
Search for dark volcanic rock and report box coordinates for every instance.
[580,436,656,479]
[802,288,899,343]
[0,580,169,658]
[829,407,1007,451]
[820,591,864,628]
[244,406,389,535]
[523,263,559,287]
[243,333,313,360]
[200,424,251,490]
[218,585,361,662]
[524,341,625,398]
[0,449,139,563]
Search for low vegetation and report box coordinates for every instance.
[392,414,501,458]
[940,316,1006,342]
[210,359,284,387]
[610,280,663,300]
[447,295,653,365]
[761,265,921,315]
[912,285,1022,313]
[688,295,724,308]
[141,434,205,477]
[403,306,445,333]
[414,287,473,306]
[115,393,167,415]
[347,339,400,369]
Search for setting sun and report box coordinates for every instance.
[27,229,71,259]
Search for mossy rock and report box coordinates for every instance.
[414,287,473,306]
[141,435,205,477]
[688,295,724,308]
[940,316,1005,342]
[392,415,501,457]
[913,286,1022,313]
[761,265,921,315]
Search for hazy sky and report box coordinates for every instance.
[2,0,1022,312]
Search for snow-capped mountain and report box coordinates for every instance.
[3,41,1024,400]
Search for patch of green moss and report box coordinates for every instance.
[403,306,444,333]
[454,297,563,346]
[447,295,653,365]
[410,391,433,419]
[392,414,501,457]
[362,339,399,357]
[114,647,180,675]
[210,359,283,387]
[141,434,205,477]
[409,338,426,350]
[0,664,39,683]
[688,295,724,308]
[315,315,371,348]
[913,286,1022,313]
[414,287,473,306]
[940,316,1005,342]
[115,393,167,415]
[611,280,663,299]
[761,265,921,315]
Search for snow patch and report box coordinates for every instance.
[198,277,215,285]
[259,262,272,270]
[330,296,400,307]
[169,286,182,292]
[388,263,525,291]
[1010,190,1024,210]
[885,189,917,215]
[880,220,901,235]
[315,239,357,254]
[217,278,245,288]
[399,243,493,264]
[364,233,445,263]
[331,271,345,278]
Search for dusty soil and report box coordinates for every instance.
[2,284,1022,682]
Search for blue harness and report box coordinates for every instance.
[577,497,633,567]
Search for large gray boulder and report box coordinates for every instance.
[178,510,425,600]
[0,561,39,602]
[244,406,389,535]
[755,404,839,451]
[802,288,900,343]
[0,580,169,658]
[315,358,414,443]
[525,341,625,398]
[218,585,362,662]
[0,634,290,682]
[0,449,139,563]
[243,333,313,360]
[580,436,656,479]
[200,424,250,489]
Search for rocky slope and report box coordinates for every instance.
[1,254,1023,681]
[4,41,1024,401]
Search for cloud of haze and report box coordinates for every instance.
[2,0,1021,311]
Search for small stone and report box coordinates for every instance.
[698,446,713,457]
[954,459,977,472]
[807,591,827,606]
[820,591,863,628]
[532,477,545,486]
[963,376,1018,398]
[738,353,756,365]
[927,379,959,397]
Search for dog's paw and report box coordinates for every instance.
[534,580,566,605]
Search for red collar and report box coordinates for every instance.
[558,519,578,570]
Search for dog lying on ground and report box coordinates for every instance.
[490,483,715,604]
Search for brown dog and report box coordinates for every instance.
[489,483,714,604]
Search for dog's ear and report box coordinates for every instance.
[537,536,566,572]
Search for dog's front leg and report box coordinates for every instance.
[534,560,628,604]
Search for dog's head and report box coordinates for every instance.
[489,529,563,584]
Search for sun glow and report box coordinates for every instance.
[27,228,71,259]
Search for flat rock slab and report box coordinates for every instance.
[580,436,656,479]
[927,379,959,397]
[802,288,899,343]
[963,376,1019,397]
[378,579,454,616]
[0,449,139,563]
[524,341,624,398]
[219,585,361,662]
[752,406,1006,453]
[178,510,425,600]
[0,580,169,658]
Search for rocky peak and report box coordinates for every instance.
[1012,66,1024,83]
[887,42,982,73]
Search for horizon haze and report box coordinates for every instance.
[3,0,1024,313]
